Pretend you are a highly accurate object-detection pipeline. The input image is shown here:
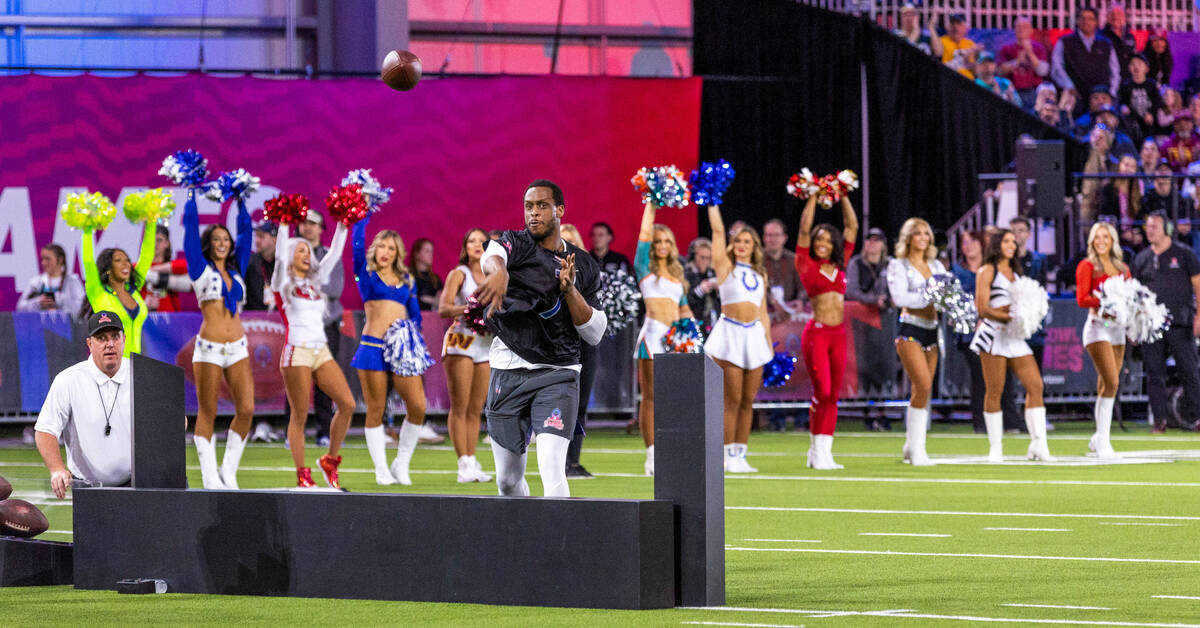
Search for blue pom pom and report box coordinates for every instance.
[204,169,260,203]
[158,149,209,188]
[341,169,393,210]
[689,159,736,206]
[761,348,797,388]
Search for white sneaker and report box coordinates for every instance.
[723,444,737,472]
[457,456,478,483]
[251,421,280,443]
[469,455,492,482]
[418,423,445,444]
[736,444,757,473]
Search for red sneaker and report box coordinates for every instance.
[317,454,342,489]
[297,467,316,488]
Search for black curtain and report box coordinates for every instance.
[694,0,1084,241]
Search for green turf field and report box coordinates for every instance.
[3,422,1199,627]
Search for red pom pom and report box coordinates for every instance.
[263,193,310,224]
[325,184,370,226]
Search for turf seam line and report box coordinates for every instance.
[725,546,1200,564]
[728,506,1200,520]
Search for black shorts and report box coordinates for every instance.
[896,322,938,350]
[485,367,579,455]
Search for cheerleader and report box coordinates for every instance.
[272,217,356,488]
[1075,222,1129,459]
[633,201,693,476]
[183,195,255,489]
[437,228,493,483]
[970,229,1052,462]
[703,204,771,473]
[794,195,859,469]
[81,216,155,356]
[885,218,945,466]
[350,214,435,486]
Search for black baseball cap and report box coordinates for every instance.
[867,227,887,240]
[253,220,278,237]
[948,12,966,23]
[87,311,123,337]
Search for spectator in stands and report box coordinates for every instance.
[1145,29,1173,87]
[1074,85,1118,133]
[1100,3,1136,81]
[244,220,278,311]
[1095,108,1138,156]
[1051,6,1120,112]
[1009,217,1047,285]
[1139,138,1163,195]
[143,225,190,312]
[975,52,1021,106]
[409,238,441,311]
[1157,87,1185,137]
[846,228,893,431]
[589,221,633,275]
[17,243,84,314]
[1034,82,1058,110]
[1176,217,1200,253]
[1100,154,1142,235]
[940,13,980,79]
[1133,211,1200,432]
[893,3,942,58]
[1161,112,1200,171]
[1080,123,1117,220]
[1037,99,1072,133]
[998,17,1050,108]
[1141,160,1182,216]
[684,237,721,334]
[762,219,804,322]
[1119,53,1166,145]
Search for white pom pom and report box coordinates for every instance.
[1004,276,1049,340]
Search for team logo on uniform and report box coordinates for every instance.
[98,313,112,323]
[495,385,501,394]
[543,408,564,430]
[1171,257,1181,269]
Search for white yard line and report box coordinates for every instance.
[1153,595,1200,600]
[859,533,951,538]
[683,606,1200,627]
[728,506,1200,521]
[1101,523,1184,527]
[985,527,1073,532]
[681,623,804,628]
[43,529,73,536]
[724,474,1198,486]
[1002,604,1115,610]
[725,546,1200,565]
[742,539,823,543]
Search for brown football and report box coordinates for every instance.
[0,499,50,538]
[381,49,422,91]
[0,475,10,500]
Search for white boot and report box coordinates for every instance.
[806,436,818,469]
[365,426,397,485]
[457,455,478,483]
[194,435,226,489]
[219,430,247,489]
[984,411,1004,462]
[724,443,737,472]
[644,445,655,476]
[389,420,420,485]
[1025,406,1056,462]
[811,434,843,470]
[736,443,758,472]
[1090,397,1119,459]
[904,407,935,466]
[468,455,492,482]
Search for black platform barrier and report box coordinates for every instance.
[0,537,73,586]
[654,353,725,607]
[73,489,675,608]
[130,354,187,489]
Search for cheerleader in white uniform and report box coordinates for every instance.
[970,229,1052,462]
[438,228,494,483]
[1075,222,1129,459]
[273,217,356,488]
[633,200,694,475]
[702,204,772,472]
[885,218,946,467]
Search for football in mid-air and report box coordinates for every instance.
[0,499,50,538]
[381,49,423,91]
[0,475,11,500]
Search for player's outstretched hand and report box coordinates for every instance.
[558,254,576,294]
[474,267,509,318]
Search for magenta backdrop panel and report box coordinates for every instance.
[0,74,701,311]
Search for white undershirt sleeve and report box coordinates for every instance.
[574,307,607,346]
[480,240,508,270]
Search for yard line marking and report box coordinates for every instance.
[724,475,1200,487]
[1101,523,1184,527]
[684,606,1200,627]
[814,432,1200,443]
[725,546,1200,565]
[1002,604,1115,610]
[0,462,46,468]
[859,532,951,537]
[681,623,803,628]
[985,527,1072,532]
[44,529,73,536]
[728,506,1200,521]
[742,538,823,543]
[1153,595,1200,600]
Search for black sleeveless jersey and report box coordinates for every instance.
[487,229,602,367]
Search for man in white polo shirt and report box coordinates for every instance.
[35,310,132,498]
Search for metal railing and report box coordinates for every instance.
[798,0,1200,32]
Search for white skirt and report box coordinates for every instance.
[443,322,493,363]
[970,319,1032,358]
[634,317,671,359]
[1082,313,1126,347]
[704,315,773,370]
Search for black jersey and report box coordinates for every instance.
[488,229,602,367]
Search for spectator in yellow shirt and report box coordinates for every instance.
[941,13,981,79]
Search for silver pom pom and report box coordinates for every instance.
[922,274,977,335]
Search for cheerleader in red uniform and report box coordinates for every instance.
[1075,222,1129,459]
[794,194,859,469]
